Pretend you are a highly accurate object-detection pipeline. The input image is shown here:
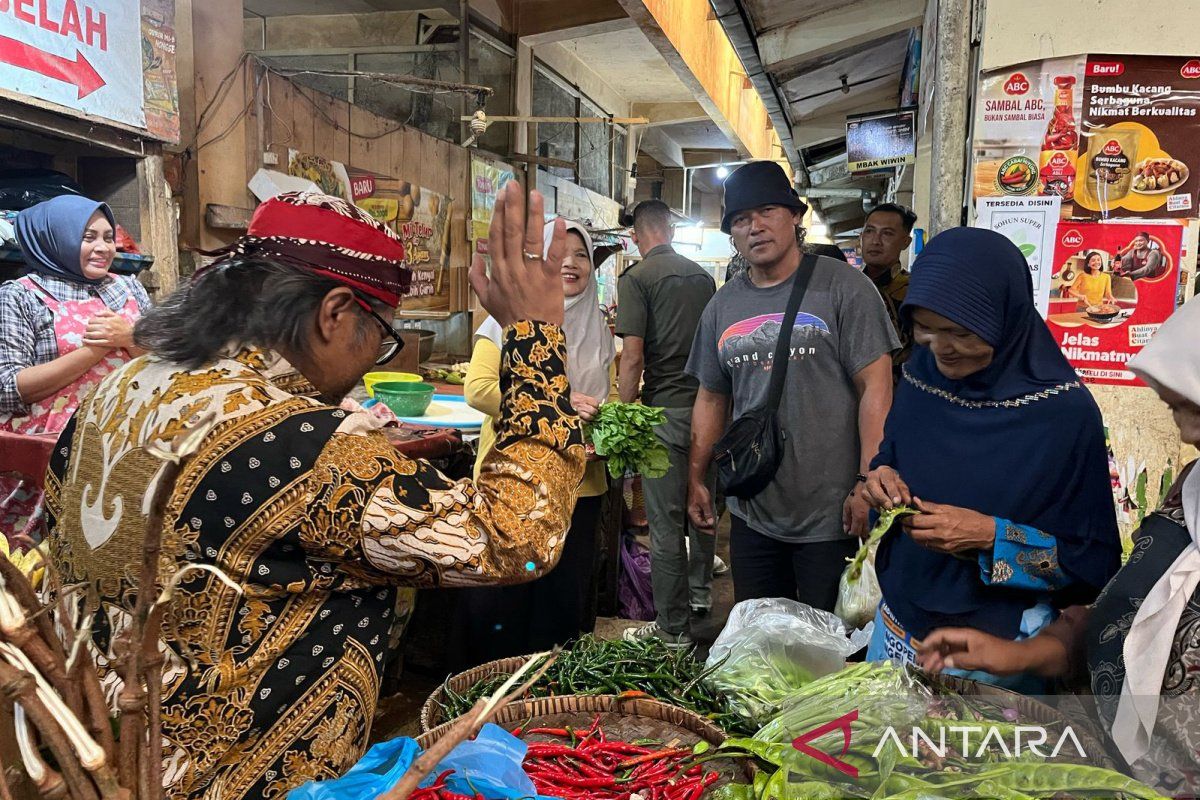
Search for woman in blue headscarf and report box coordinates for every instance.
[0,195,150,433]
[859,227,1120,691]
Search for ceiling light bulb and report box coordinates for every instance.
[716,165,730,179]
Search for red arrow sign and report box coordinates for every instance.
[0,34,104,99]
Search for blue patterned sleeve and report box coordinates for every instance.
[978,518,1069,591]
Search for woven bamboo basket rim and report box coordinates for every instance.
[933,673,1114,768]
[415,694,752,792]
[417,694,732,750]
[420,655,534,733]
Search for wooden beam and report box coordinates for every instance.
[137,151,180,297]
[760,0,925,80]
[205,204,254,230]
[193,0,249,249]
[505,152,577,171]
[0,92,147,156]
[619,0,784,167]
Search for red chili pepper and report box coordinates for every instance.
[525,743,579,757]
[594,741,652,756]
[618,748,690,769]
[527,727,571,736]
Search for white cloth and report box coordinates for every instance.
[476,218,615,401]
[1114,297,1200,764]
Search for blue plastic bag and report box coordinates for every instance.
[287,723,558,800]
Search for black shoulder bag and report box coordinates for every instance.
[712,254,815,500]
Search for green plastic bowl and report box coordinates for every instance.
[363,371,422,397]
[373,381,435,417]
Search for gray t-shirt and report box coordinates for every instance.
[686,256,899,543]
[615,245,716,408]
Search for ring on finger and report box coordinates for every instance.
[523,250,543,261]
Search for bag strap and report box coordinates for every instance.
[765,253,816,414]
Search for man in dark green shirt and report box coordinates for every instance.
[615,200,718,647]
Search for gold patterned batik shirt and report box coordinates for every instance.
[43,321,585,800]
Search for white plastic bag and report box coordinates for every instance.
[704,598,872,726]
[834,540,882,629]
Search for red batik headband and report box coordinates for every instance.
[196,192,410,306]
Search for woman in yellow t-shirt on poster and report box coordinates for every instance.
[1070,251,1116,308]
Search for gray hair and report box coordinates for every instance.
[134,257,379,369]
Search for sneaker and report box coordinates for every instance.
[622,621,694,649]
[712,555,730,577]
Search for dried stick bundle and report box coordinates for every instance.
[0,414,216,800]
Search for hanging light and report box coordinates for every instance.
[716,165,730,179]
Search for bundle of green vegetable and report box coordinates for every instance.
[435,634,748,733]
[709,662,1166,799]
[835,505,917,628]
[586,402,670,479]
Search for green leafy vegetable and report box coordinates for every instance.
[585,402,671,479]
[869,505,919,546]
[716,662,1168,800]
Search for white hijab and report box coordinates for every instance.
[476,218,615,401]
[1113,297,1200,764]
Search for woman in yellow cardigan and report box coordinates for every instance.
[455,218,616,665]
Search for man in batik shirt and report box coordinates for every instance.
[44,186,585,799]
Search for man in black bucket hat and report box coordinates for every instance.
[681,161,899,612]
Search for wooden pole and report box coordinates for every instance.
[137,149,179,299]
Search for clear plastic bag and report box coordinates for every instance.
[833,540,882,629]
[705,598,872,726]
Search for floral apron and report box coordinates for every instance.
[0,276,139,542]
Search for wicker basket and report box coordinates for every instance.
[934,674,1114,768]
[420,655,532,733]
[416,694,752,793]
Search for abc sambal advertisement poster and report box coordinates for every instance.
[973,54,1200,220]
[1046,221,1182,386]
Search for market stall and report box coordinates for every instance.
[0,0,181,549]
[0,0,180,295]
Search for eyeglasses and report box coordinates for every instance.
[353,295,405,365]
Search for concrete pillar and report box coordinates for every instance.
[929,0,972,236]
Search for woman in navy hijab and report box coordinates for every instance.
[0,195,150,433]
[860,227,1120,690]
